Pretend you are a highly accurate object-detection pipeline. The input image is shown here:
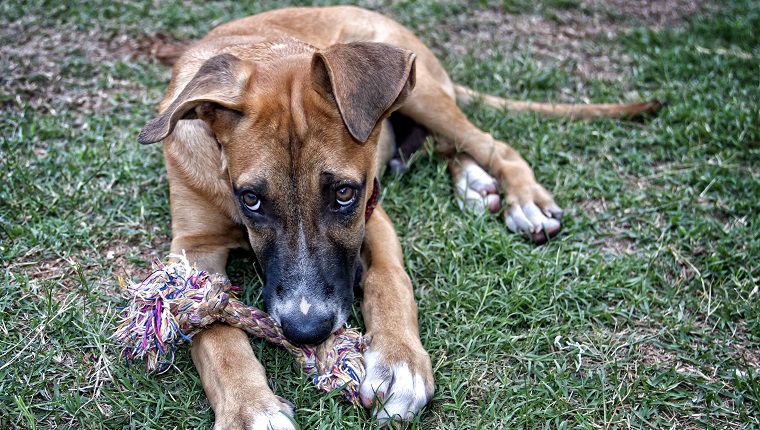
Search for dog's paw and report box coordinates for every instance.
[453,161,562,243]
[213,394,295,430]
[454,162,501,214]
[505,184,563,244]
[359,332,434,423]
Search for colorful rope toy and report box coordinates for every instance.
[113,253,367,404]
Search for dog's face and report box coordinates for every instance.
[221,77,378,344]
[139,42,416,344]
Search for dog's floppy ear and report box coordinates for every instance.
[138,54,251,144]
[311,42,416,143]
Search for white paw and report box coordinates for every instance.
[247,408,296,430]
[455,163,501,214]
[214,399,295,430]
[505,202,562,243]
[359,349,432,423]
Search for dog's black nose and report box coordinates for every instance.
[279,311,334,345]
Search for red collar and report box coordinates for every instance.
[365,178,380,222]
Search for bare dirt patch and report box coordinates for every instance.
[0,20,177,115]
[432,0,710,84]
[2,24,96,112]
[601,0,704,28]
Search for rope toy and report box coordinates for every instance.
[113,253,366,404]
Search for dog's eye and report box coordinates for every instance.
[336,186,356,206]
[242,192,261,211]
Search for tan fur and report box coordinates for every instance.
[139,6,659,427]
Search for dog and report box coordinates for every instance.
[137,5,660,428]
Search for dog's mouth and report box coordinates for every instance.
[262,261,362,345]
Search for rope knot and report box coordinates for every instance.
[113,254,366,404]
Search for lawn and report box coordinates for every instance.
[1,0,758,428]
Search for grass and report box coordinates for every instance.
[1,0,758,428]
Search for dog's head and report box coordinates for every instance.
[138,41,416,344]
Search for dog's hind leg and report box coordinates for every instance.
[399,67,563,244]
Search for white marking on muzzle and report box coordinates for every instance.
[299,296,312,315]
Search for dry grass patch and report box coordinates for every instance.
[430,0,712,85]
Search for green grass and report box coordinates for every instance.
[1,0,759,428]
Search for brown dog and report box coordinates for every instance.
[138,5,659,428]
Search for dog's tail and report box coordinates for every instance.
[454,84,662,120]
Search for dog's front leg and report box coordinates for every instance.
[169,192,295,430]
[358,205,434,422]
[190,324,295,430]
